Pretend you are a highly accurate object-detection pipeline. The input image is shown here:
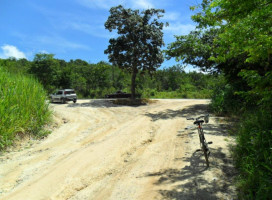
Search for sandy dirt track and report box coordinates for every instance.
[0,99,237,200]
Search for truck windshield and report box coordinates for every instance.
[66,91,75,94]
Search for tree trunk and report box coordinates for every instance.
[131,69,137,99]
[112,65,115,88]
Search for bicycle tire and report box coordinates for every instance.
[202,143,209,167]
[199,130,210,167]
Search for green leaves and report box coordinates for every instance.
[165,29,219,73]
[29,53,61,92]
[0,67,51,149]
[192,0,272,65]
[104,5,166,98]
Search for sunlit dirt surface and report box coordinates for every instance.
[0,99,236,200]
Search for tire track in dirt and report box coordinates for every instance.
[0,99,236,200]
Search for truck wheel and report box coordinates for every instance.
[61,98,66,104]
[73,100,77,103]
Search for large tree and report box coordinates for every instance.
[104,5,166,99]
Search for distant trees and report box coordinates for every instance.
[0,55,217,99]
[105,5,166,99]
[29,54,61,91]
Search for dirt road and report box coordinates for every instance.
[0,99,236,199]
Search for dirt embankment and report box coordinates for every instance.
[0,99,237,200]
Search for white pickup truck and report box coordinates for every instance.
[50,89,77,104]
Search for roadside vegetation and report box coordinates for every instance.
[0,56,219,149]
[166,0,272,198]
[1,0,270,198]
[0,66,51,150]
[0,57,218,99]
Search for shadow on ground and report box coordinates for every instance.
[144,104,209,121]
[142,147,237,200]
[66,100,122,108]
[66,99,149,108]
[143,103,237,199]
[203,123,232,136]
[145,104,233,137]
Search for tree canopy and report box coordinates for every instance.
[192,0,272,67]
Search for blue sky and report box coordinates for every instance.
[0,0,199,69]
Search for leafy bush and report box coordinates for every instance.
[233,70,272,198]
[234,110,272,199]
[140,87,212,99]
[0,67,51,149]
[211,70,272,198]
[210,81,243,115]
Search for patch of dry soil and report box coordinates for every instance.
[0,99,237,200]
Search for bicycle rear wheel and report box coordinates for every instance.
[199,133,209,167]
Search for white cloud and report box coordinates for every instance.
[164,23,195,36]
[131,0,154,9]
[0,45,27,59]
[36,35,90,50]
[77,0,121,10]
[39,50,49,54]
[77,0,155,10]
[64,21,116,39]
[163,12,180,21]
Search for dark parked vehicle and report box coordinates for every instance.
[105,91,132,98]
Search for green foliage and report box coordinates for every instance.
[28,54,61,92]
[0,67,51,150]
[233,70,272,199]
[210,76,244,114]
[237,70,272,111]
[138,69,216,99]
[234,110,272,199]
[0,55,217,100]
[0,58,30,74]
[165,29,219,73]
[167,0,272,197]
[192,0,271,66]
[105,5,166,98]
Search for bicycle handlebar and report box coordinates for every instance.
[186,114,209,123]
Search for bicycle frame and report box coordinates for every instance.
[198,123,210,167]
[197,124,205,148]
[187,114,211,167]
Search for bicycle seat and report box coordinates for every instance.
[194,120,204,125]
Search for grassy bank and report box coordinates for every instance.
[210,81,272,199]
[0,67,51,150]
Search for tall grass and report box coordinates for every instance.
[234,110,272,199]
[0,67,51,150]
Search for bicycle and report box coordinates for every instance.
[187,114,212,167]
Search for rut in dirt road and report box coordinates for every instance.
[0,99,237,200]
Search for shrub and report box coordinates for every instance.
[234,110,272,199]
[210,83,243,115]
